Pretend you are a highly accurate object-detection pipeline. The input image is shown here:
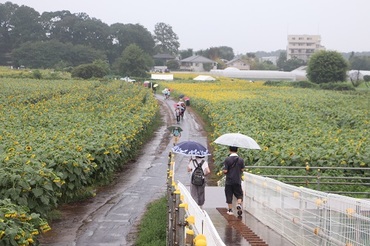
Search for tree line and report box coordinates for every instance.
[0,2,179,73]
[1,1,370,80]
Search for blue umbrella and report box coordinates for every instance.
[172,141,211,157]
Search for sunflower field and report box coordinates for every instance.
[0,78,158,245]
[163,77,370,194]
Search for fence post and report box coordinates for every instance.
[167,151,175,246]
[173,189,181,245]
[185,229,194,246]
[305,164,310,187]
[185,216,195,246]
[177,203,187,245]
[317,168,321,191]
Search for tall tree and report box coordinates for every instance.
[348,54,370,87]
[349,55,370,71]
[39,10,74,38]
[153,22,179,55]
[0,2,17,64]
[0,2,44,64]
[283,58,306,71]
[10,5,44,47]
[196,46,234,60]
[45,12,111,51]
[179,48,193,59]
[276,51,287,70]
[109,23,154,64]
[12,40,106,68]
[116,44,153,77]
[307,50,349,84]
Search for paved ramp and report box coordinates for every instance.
[200,187,295,246]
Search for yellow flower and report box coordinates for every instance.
[26,146,32,151]
[53,177,61,183]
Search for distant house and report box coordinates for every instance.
[226,56,250,70]
[153,53,176,66]
[180,55,217,72]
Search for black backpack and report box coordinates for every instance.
[191,160,205,186]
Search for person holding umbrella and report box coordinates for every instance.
[172,126,181,145]
[171,141,211,208]
[214,132,260,216]
[187,156,210,209]
[222,146,245,215]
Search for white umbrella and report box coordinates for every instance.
[214,133,261,149]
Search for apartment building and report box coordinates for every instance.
[287,35,325,62]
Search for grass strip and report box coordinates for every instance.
[135,196,167,246]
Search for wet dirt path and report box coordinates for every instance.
[39,94,209,246]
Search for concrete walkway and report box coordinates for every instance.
[161,94,294,246]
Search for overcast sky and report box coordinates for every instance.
[4,0,370,54]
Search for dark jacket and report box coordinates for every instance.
[223,155,245,185]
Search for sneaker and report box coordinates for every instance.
[227,209,233,215]
[236,204,242,211]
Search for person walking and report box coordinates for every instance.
[222,146,245,215]
[174,108,181,123]
[172,127,181,146]
[187,156,210,209]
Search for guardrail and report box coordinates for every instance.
[166,152,226,246]
[243,172,370,246]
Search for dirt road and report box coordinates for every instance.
[39,94,210,246]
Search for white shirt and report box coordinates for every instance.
[188,158,209,175]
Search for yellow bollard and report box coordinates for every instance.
[174,189,180,195]
[186,229,194,245]
[194,234,207,246]
[186,215,195,226]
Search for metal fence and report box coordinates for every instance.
[246,166,370,197]
[243,172,370,246]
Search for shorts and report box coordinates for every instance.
[225,184,243,204]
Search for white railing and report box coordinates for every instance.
[167,152,226,246]
[176,182,226,246]
[243,172,370,246]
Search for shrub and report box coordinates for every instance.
[71,64,107,79]
[32,70,42,79]
[319,82,355,91]
[291,80,319,89]
[166,60,179,70]
[263,80,291,87]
